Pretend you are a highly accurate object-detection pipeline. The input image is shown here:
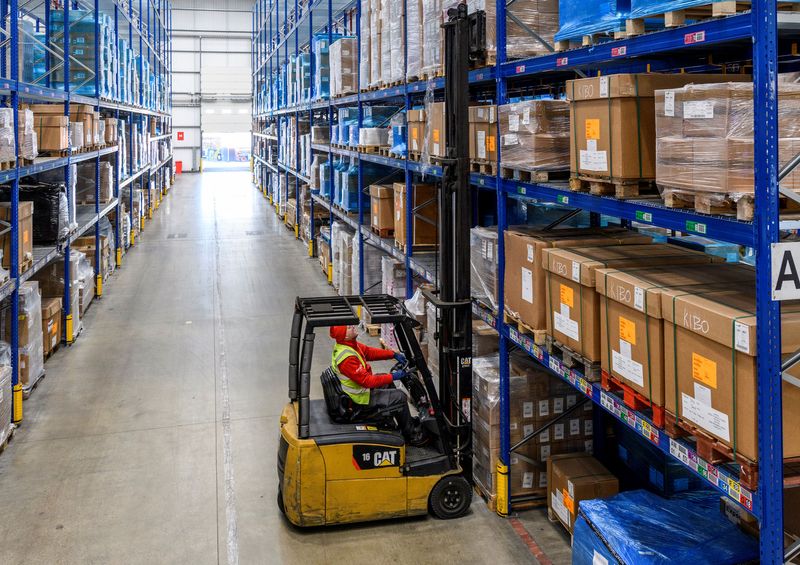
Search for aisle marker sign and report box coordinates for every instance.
[772,242,800,300]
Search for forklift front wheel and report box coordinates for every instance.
[428,475,472,520]
[277,489,285,515]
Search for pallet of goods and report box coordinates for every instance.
[499,99,569,182]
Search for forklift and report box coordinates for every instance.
[277,4,484,526]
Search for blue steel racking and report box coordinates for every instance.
[2,0,174,424]
[252,1,794,561]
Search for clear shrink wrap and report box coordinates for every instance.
[351,233,384,296]
[19,109,38,161]
[329,37,357,97]
[380,0,392,85]
[331,221,354,295]
[369,0,382,88]
[499,99,569,171]
[15,281,44,388]
[76,161,113,204]
[0,109,14,163]
[421,0,443,78]
[468,0,559,61]
[554,0,628,43]
[470,226,498,311]
[389,0,406,84]
[406,0,423,81]
[0,341,10,445]
[655,82,800,204]
[360,1,371,91]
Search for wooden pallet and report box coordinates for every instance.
[0,159,17,171]
[358,145,382,154]
[371,226,394,238]
[504,312,546,346]
[470,160,497,177]
[569,175,657,199]
[395,241,436,254]
[366,324,381,337]
[22,370,46,400]
[378,147,391,157]
[408,152,422,162]
[19,256,33,274]
[544,335,601,381]
[601,370,665,428]
[474,484,497,513]
[421,69,444,81]
[501,166,569,184]
[44,344,60,363]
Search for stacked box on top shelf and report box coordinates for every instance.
[472,353,594,507]
[330,37,357,98]
[359,2,371,91]
[469,0,559,64]
[421,0,444,78]
[655,81,800,219]
[553,0,628,46]
[406,0,423,81]
[499,99,569,175]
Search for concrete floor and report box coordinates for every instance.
[0,170,570,564]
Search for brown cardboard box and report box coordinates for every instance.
[32,114,70,151]
[369,184,394,232]
[566,73,750,181]
[473,319,499,357]
[469,105,497,162]
[662,285,800,462]
[105,118,118,144]
[503,228,651,331]
[41,297,62,357]
[407,109,426,154]
[499,100,570,171]
[0,201,33,270]
[547,453,619,534]
[393,182,437,248]
[427,102,446,158]
[541,244,719,364]
[596,263,756,408]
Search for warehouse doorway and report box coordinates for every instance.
[201,132,250,172]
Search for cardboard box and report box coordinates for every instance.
[0,201,33,270]
[547,453,619,534]
[427,102,446,158]
[408,109,426,154]
[566,73,750,181]
[471,226,499,310]
[503,228,651,331]
[662,284,800,462]
[369,184,394,232]
[469,105,497,162]
[499,99,570,171]
[41,297,62,357]
[33,114,70,151]
[393,182,437,248]
[596,263,756,408]
[541,244,719,365]
[473,319,499,357]
[318,237,331,275]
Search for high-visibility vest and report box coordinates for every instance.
[331,343,370,405]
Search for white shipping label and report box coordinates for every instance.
[433,143,440,155]
[634,287,645,311]
[539,399,550,417]
[684,100,715,119]
[509,114,520,132]
[526,244,534,263]
[539,472,548,488]
[572,261,581,282]
[521,267,534,304]
[412,139,419,151]
[540,428,550,443]
[510,422,518,431]
[524,424,534,437]
[734,321,750,354]
[551,491,571,527]
[477,130,487,159]
[541,444,551,460]
[619,339,632,359]
[522,107,531,125]
[554,423,565,441]
[584,420,594,436]
[523,401,534,419]
[567,395,577,408]
[522,472,534,489]
[585,439,594,454]
[599,76,609,97]
[586,139,598,152]
[373,216,378,226]
[612,349,644,387]
[568,480,575,498]
[681,392,730,441]
[554,308,580,341]
[396,210,401,221]
[503,133,520,146]
[664,91,675,117]
[593,551,610,565]
[554,397,564,414]
[487,243,494,261]
[570,418,581,436]
[579,149,608,172]
[694,382,712,406]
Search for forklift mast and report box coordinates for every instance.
[430,4,485,474]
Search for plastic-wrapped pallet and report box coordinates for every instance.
[380,0,392,85]
[553,0,628,44]
[369,0,382,88]
[406,0,423,81]
[360,2,371,91]
[380,256,407,350]
[0,109,14,163]
[0,341,10,445]
[70,122,84,150]
[331,221,354,295]
[499,99,570,171]
[469,0,559,61]
[329,37,357,98]
[77,250,95,317]
[572,491,758,565]
[421,0,443,79]
[655,82,800,206]
[18,108,38,161]
[470,226,498,311]
[17,281,43,389]
[352,233,384,297]
[76,161,113,204]
[34,165,76,232]
[389,0,406,84]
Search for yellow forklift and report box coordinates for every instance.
[277,5,485,527]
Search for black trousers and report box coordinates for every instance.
[367,387,414,436]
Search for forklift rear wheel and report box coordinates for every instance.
[428,475,472,519]
[277,489,285,515]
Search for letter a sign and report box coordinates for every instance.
[772,242,800,300]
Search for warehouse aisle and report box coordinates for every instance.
[0,171,542,565]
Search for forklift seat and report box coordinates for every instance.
[320,368,396,428]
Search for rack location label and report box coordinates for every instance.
[772,242,800,300]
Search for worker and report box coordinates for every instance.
[329,325,428,446]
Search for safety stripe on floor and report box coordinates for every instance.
[509,517,554,565]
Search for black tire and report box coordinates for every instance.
[277,489,285,515]
[428,475,472,520]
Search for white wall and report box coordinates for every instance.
[172,0,252,171]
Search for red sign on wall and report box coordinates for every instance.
[177,131,185,141]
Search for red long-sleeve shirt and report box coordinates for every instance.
[330,326,396,388]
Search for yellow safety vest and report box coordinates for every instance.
[331,343,370,405]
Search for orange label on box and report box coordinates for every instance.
[411,127,419,140]
[585,119,600,140]
[23,231,28,244]
[619,316,636,345]
[433,129,440,143]
[562,489,575,513]
[692,352,717,388]
[560,284,574,308]
[487,136,496,152]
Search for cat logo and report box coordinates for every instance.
[352,445,401,470]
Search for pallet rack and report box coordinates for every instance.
[2,0,173,420]
[252,1,794,561]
